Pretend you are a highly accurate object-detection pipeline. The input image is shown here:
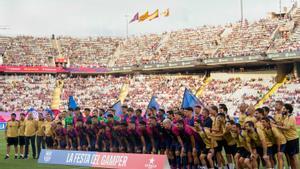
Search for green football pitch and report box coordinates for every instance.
[0,130,299,169]
[0,131,90,169]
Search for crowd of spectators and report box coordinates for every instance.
[2,36,58,66]
[268,26,300,53]
[200,76,275,115]
[264,75,300,115]
[0,7,300,74]
[60,74,203,110]
[215,19,278,57]
[0,74,204,112]
[1,73,299,116]
[268,8,300,53]
[115,34,162,66]
[0,74,56,111]
[61,75,128,110]
[58,36,122,67]
[157,26,224,62]
[1,8,300,67]
[124,74,203,109]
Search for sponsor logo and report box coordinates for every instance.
[249,55,260,60]
[234,57,244,61]
[269,54,280,58]
[145,157,157,169]
[182,62,190,65]
[156,64,165,68]
[144,65,153,68]
[285,52,297,57]
[112,68,120,71]
[219,58,228,62]
[205,59,215,63]
[44,150,52,162]
[168,63,177,67]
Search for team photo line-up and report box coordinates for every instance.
[4,100,300,169]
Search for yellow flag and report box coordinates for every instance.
[118,84,129,104]
[162,8,169,17]
[139,11,149,22]
[148,9,159,21]
[50,80,64,110]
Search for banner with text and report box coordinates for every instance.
[267,51,300,60]
[0,66,66,73]
[38,149,170,169]
[66,67,108,73]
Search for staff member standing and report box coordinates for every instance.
[43,113,54,149]
[24,112,38,159]
[4,113,19,159]
[36,113,45,158]
[276,104,299,169]
[18,113,26,159]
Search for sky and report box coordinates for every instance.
[0,0,298,37]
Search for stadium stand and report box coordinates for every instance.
[268,7,300,53]
[59,74,204,110]
[215,19,278,57]
[58,36,121,67]
[2,3,300,169]
[199,72,276,114]
[264,75,300,115]
[0,74,56,111]
[0,6,300,115]
[113,34,162,66]
[157,26,224,62]
[0,7,300,67]
[2,36,58,66]
[2,71,298,116]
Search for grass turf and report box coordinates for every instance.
[0,130,300,169]
[0,131,90,169]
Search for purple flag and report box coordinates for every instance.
[130,12,139,23]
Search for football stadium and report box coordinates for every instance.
[1,0,300,169]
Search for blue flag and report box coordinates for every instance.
[147,96,160,112]
[68,96,78,110]
[181,88,202,109]
[112,101,123,118]
[45,108,54,118]
[27,107,39,119]
[27,107,35,112]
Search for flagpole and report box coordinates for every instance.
[279,0,282,19]
[125,14,129,39]
[240,0,244,27]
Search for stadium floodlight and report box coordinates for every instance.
[280,0,282,18]
[125,14,129,38]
